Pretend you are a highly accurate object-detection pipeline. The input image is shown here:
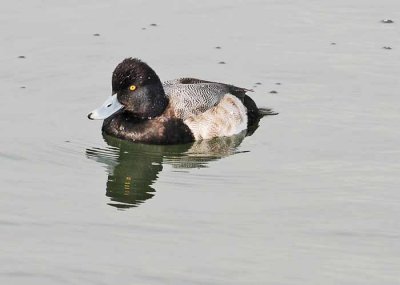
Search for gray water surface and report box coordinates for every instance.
[1,0,400,284]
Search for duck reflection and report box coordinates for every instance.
[86,109,276,209]
[86,133,245,208]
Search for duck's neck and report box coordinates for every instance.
[145,84,169,119]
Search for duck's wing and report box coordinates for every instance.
[163,78,252,120]
[164,78,252,97]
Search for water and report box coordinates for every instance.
[1,0,400,284]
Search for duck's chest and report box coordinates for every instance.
[102,114,194,145]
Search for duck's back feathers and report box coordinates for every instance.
[163,77,213,85]
[163,77,252,98]
[163,78,252,120]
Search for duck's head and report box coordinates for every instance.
[88,58,168,120]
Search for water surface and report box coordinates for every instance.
[1,0,400,284]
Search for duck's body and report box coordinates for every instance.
[88,58,272,145]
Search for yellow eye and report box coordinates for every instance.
[129,85,136,91]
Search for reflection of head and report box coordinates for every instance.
[104,153,161,208]
[87,135,178,208]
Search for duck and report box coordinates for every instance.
[88,58,273,144]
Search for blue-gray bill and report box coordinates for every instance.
[88,94,123,120]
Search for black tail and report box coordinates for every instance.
[244,95,278,136]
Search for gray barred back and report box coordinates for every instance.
[163,78,250,120]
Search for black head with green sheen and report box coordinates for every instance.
[88,58,168,120]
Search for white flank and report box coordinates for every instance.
[184,94,248,140]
